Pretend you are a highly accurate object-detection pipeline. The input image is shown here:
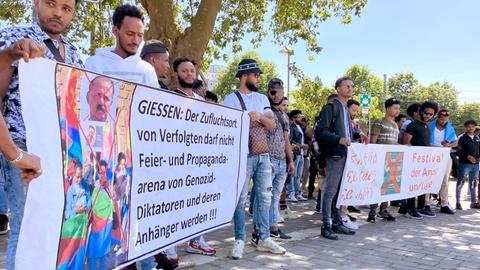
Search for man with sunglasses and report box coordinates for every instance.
[429,109,457,214]
[402,101,439,219]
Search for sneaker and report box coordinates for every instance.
[270,229,292,240]
[418,206,436,218]
[332,224,355,235]
[296,193,307,201]
[256,238,286,254]
[367,210,376,223]
[0,214,8,235]
[456,202,463,210]
[347,206,361,213]
[341,213,359,230]
[286,193,298,202]
[186,236,216,256]
[321,225,338,240]
[230,240,244,260]
[250,232,259,247]
[439,206,455,215]
[390,200,402,207]
[407,209,423,219]
[378,210,396,221]
[155,254,179,270]
[470,202,480,209]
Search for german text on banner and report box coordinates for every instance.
[16,59,249,270]
[337,143,450,207]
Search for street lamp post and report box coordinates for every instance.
[279,47,293,98]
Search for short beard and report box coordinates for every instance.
[178,77,194,88]
[246,81,258,92]
[268,96,282,106]
[119,39,136,57]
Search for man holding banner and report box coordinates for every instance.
[0,0,83,268]
[368,98,401,223]
[315,77,360,240]
[402,101,439,219]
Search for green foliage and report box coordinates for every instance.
[344,64,386,120]
[452,103,480,132]
[290,77,335,122]
[212,51,279,100]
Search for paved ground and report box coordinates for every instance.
[1,181,480,270]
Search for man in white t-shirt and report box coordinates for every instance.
[223,59,286,259]
[429,109,457,214]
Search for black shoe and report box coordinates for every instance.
[439,206,455,215]
[251,231,259,246]
[270,229,292,240]
[367,210,376,223]
[347,206,361,213]
[418,206,436,217]
[332,224,355,235]
[470,202,480,209]
[398,207,407,215]
[456,202,463,210]
[378,211,396,221]
[248,206,253,215]
[321,225,338,240]
[347,214,357,222]
[315,206,321,213]
[0,214,8,235]
[407,209,423,219]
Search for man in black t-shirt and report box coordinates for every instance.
[402,101,439,219]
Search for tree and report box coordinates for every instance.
[290,76,335,122]
[344,64,386,120]
[1,0,368,86]
[417,81,459,113]
[212,51,278,100]
[453,103,480,132]
[387,72,422,111]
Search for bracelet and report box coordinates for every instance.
[9,149,24,164]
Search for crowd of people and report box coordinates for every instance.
[0,1,479,270]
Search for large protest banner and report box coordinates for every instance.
[337,143,450,207]
[16,59,249,270]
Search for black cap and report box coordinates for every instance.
[235,59,263,78]
[385,97,401,108]
[140,41,168,59]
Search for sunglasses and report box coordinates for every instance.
[423,112,434,116]
[439,111,450,116]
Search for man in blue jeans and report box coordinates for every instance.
[455,120,480,210]
[265,79,295,239]
[224,59,285,259]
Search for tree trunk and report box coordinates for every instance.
[140,0,222,89]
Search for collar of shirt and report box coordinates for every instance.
[31,23,75,49]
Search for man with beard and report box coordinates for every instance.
[140,40,170,90]
[0,0,82,268]
[86,76,115,122]
[429,109,457,214]
[402,101,439,219]
[85,4,159,270]
[265,78,295,239]
[85,4,158,88]
[172,57,203,98]
[224,59,285,259]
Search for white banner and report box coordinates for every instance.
[337,143,450,207]
[16,59,249,270]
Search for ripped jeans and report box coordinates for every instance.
[233,154,272,240]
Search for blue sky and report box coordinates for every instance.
[212,0,480,103]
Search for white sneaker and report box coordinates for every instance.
[286,193,298,202]
[340,213,358,230]
[231,239,244,260]
[296,193,307,201]
[256,238,286,254]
